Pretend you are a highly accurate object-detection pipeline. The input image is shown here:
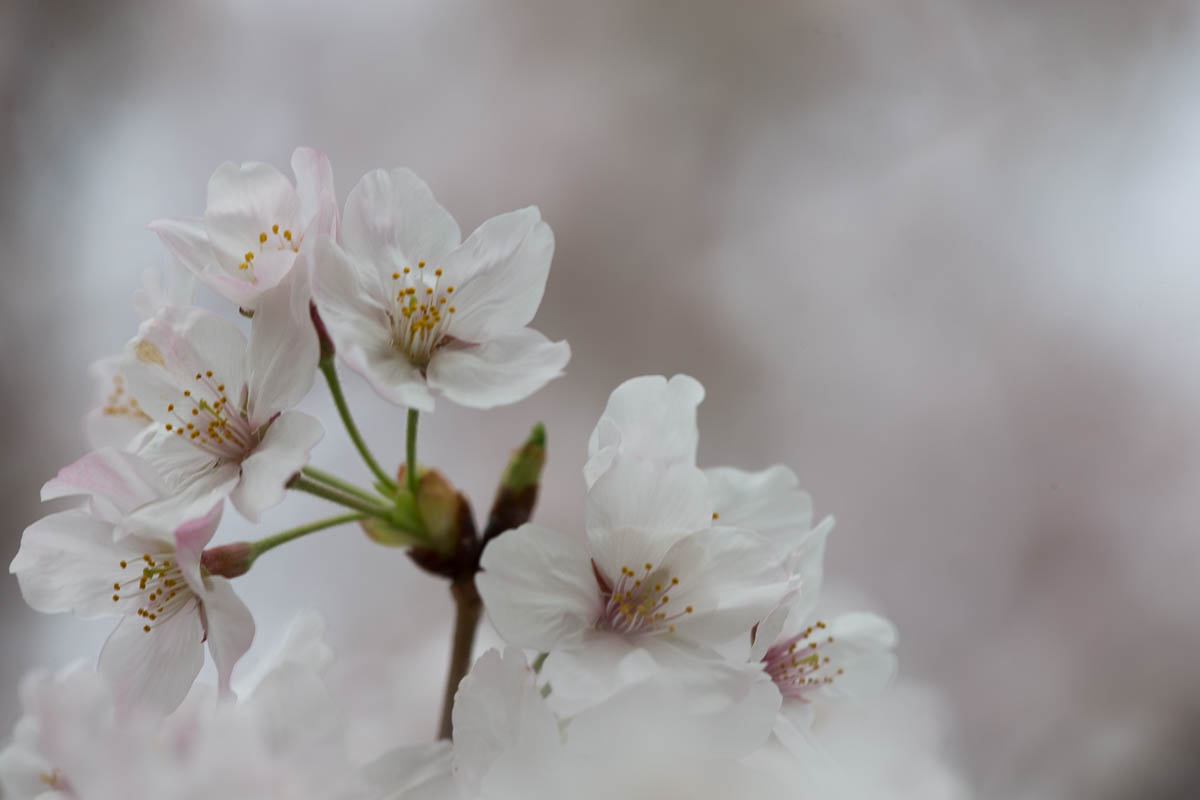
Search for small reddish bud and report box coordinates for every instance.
[200,542,256,579]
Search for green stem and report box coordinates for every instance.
[301,465,387,506]
[251,512,366,559]
[290,475,395,519]
[406,408,419,494]
[320,361,396,490]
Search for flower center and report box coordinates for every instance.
[237,223,301,279]
[595,561,694,635]
[761,621,844,699]
[160,370,258,461]
[111,552,194,634]
[387,261,457,367]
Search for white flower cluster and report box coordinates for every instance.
[2,148,964,799]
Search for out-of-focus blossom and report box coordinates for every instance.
[150,147,336,312]
[369,648,784,800]
[121,272,322,524]
[10,449,253,712]
[311,167,569,411]
[0,612,363,800]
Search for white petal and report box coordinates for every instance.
[476,524,599,651]
[99,606,204,714]
[340,167,460,276]
[750,603,792,663]
[198,578,256,698]
[452,648,559,798]
[425,328,569,409]
[205,160,301,261]
[246,271,318,421]
[117,462,239,541]
[230,411,323,522]
[585,459,712,571]
[440,207,554,342]
[290,147,338,241]
[363,742,454,800]
[10,510,151,617]
[704,465,813,536]
[149,216,217,280]
[585,374,705,486]
[815,612,899,699]
[659,527,792,647]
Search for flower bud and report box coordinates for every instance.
[200,542,256,579]
[481,423,546,546]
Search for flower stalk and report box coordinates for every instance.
[438,577,482,740]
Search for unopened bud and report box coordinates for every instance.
[310,301,336,364]
[482,423,546,546]
[415,469,463,556]
[200,542,256,579]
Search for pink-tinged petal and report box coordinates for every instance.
[10,510,159,617]
[197,578,255,699]
[41,449,167,519]
[148,216,217,278]
[171,499,225,568]
[425,328,569,409]
[585,459,712,569]
[704,465,813,536]
[440,207,554,342]
[230,411,323,522]
[585,374,705,486]
[246,270,318,421]
[291,147,338,242]
[340,168,460,277]
[99,605,205,714]
[476,524,599,652]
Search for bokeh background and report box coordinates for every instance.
[3,0,1200,797]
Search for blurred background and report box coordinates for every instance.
[3,0,1200,796]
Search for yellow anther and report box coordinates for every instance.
[259,232,268,243]
[244,251,254,261]
[418,260,425,267]
[393,272,400,279]
[446,286,454,293]
[434,268,442,276]
[143,625,151,633]
[283,229,292,241]
[272,224,279,234]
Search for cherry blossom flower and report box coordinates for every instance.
[311,167,570,411]
[150,147,337,312]
[477,454,793,712]
[750,601,898,738]
[10,449,254,713]
[120,272,322,525]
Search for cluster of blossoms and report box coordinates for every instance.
[2,147,961,799]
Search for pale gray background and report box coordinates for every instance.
[3,1,1200,797]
